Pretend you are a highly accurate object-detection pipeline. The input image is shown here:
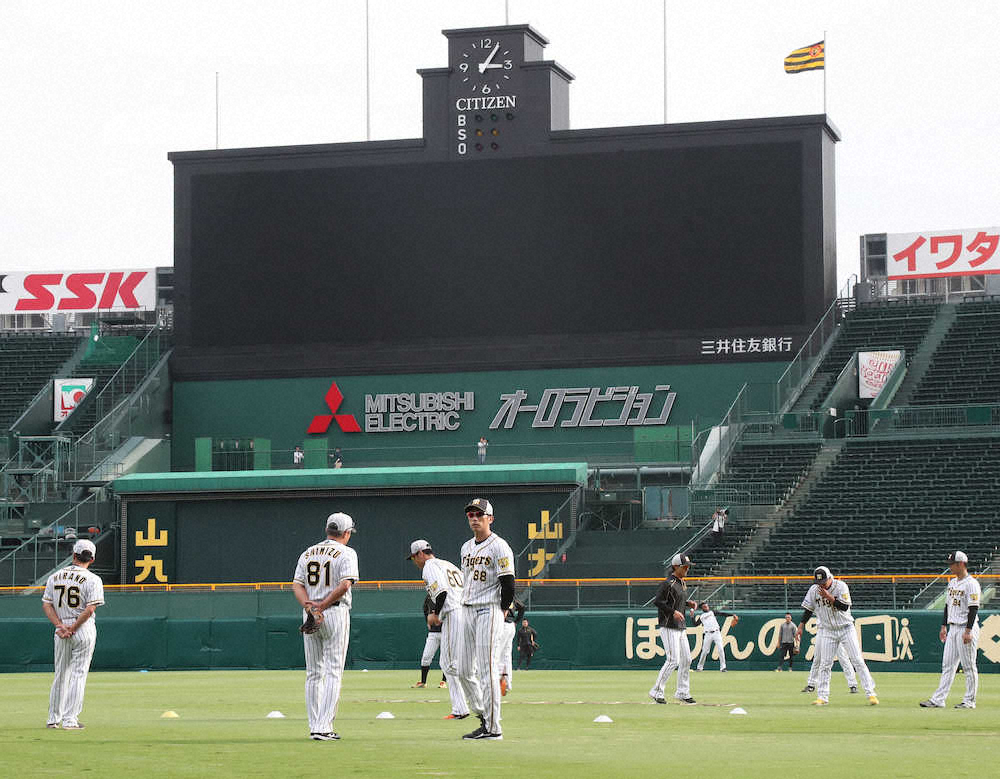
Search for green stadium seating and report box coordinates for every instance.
[0,333,83,433]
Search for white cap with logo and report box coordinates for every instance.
[326,512,357,534]
[73,539,97,561]
[947,551,968,564]
[406,539,433,560]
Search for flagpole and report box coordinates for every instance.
[215,72,220,149]
[365,0,371,141]
[823,30,827,115]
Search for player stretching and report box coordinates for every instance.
[801,642,859,694]
[42,539,104,730]
[649,554,697,704]
[921,551,981,709]
[798,566,878,706]
[691,602,738,672]
[292,512,359,741]
[407,539,473,720]
[458,498,516,740]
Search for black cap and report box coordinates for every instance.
[813,566,832,583]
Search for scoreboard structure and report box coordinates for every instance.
[168,23,839,382]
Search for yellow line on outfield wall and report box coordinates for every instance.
[2,573,995,595]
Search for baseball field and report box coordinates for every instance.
[3,669,997,777]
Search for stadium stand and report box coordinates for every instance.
[743,436,1000,606]
[792,301,939,411]
[909,298,1000,405]
[0,333,83,432]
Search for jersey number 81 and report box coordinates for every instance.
[307,560,332,587]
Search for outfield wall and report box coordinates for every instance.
[2,591,997,674]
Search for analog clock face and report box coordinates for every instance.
[458,37,514,94]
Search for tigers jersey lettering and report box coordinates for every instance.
[42,565,105,624]
[293,539,359,609]
[945,576,981,625]
[802,579,855,630]
[422,557,464,618]
[460,534,515,607]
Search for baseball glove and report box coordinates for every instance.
[300,607,323,634]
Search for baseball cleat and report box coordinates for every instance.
[45,723,60,729]
[919,700,943,708]
[811,699,828,706]
[649,694,667,704]
[411,682,426,688]
[62,723,85,730]
[801,685,815,693]
[954,702,975,709]
[500,676,508,696]
[676,697,697,705]
[438,680,448,688]
[310,732,340,741]
[462,716,487,739]
[849,686,858,694]
[868,695,879,706]
[720,669,727,672]
[775,668,782,672]
[467,730,503,740]
[445,713,469,720]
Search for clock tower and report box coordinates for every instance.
[418,25,574,159]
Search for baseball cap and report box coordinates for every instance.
[465,498,493,515]
[325,512,357,534]
[670,553,692,567]
[947,551,968,564]
[813,566,832,583]
[73,539,96,561]
[406,539,433,560]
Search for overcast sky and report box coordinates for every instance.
[1,1,998,289]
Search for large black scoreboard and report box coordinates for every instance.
[169,25,838,380]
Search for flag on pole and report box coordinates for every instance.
[784,41,825,73]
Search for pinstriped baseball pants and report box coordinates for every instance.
[806,642,857,688]
[497,620,516,687]
[303,606,350,733]
[48,621,97,727]
[814,626,875,701]
[459,604,505,733]
[650,627,691,699]
[930,624,979,707]
[438,611,471,717]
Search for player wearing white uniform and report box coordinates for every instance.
[292,512,359,741]
[407,539,472,720]
[921,551,981,709]
[802,643,859,693]
[458,498,516,740]
[797,566,878,706]
[412,594,447,689]
[42,539,104,730]
[498,598,526,695]
[691,602,738,672]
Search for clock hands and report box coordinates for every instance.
[478,42,500,73]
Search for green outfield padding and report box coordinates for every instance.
[2,595,997,674]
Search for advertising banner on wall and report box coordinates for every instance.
[858,350,903,399]
[0,269,157,314]
[53,378,95,422]
[888,228,1000,281]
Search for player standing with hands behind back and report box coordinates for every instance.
[292,512,359,741]
[42,539,104,730]
[458,498,515,740]
[920,551,981,709]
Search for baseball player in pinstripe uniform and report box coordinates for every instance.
[407,539,472,720]
[797,566,878,706]
[42,539,104,730]
[412,594,448,689]
[458,498,516,740]
[921,551,981,709]
[498,598,526,695]
[802,642,859,694]
[292,512,359,741]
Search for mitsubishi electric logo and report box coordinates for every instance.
[307,382,362,434]
[307,382,475,434]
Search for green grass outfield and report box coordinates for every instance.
[2,669,998,778]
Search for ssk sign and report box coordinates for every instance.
[0,270,157,314]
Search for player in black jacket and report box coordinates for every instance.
[648,554,697,704]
